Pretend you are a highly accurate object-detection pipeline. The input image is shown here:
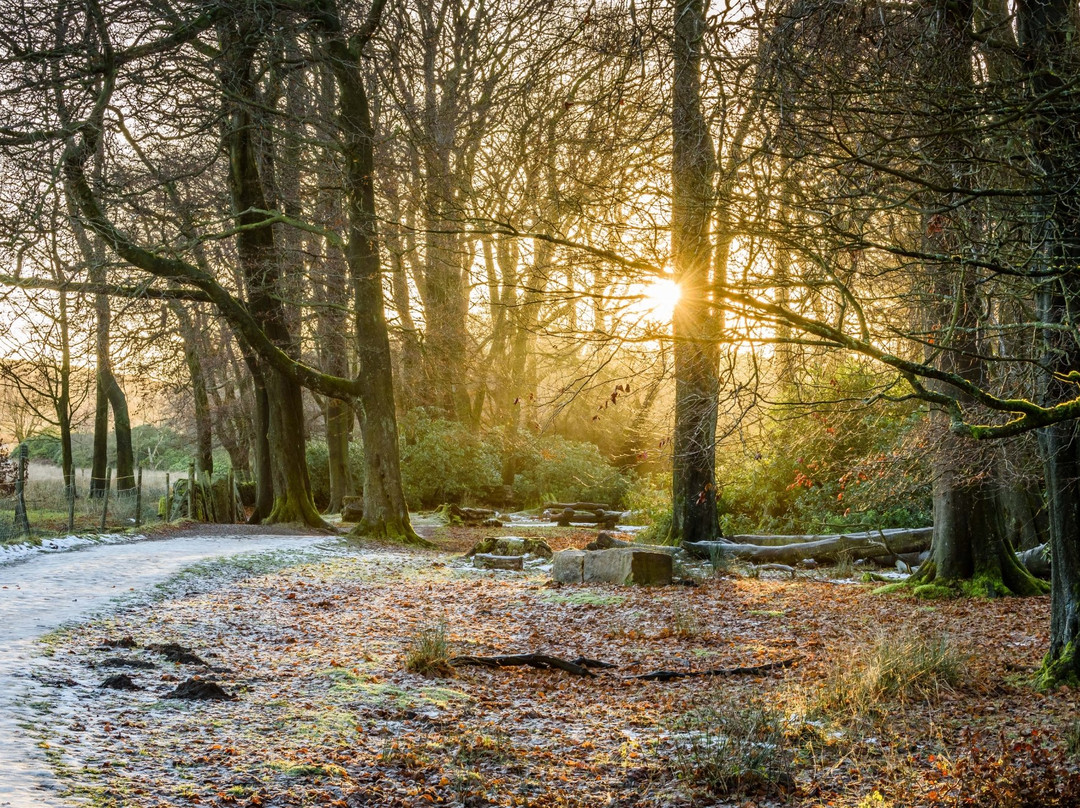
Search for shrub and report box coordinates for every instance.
[665,696,795,798]
[716,358,931,535]
[817,631,964,718]
[511,435,632,507]
[398,410,501,508]
[404,622,453,676]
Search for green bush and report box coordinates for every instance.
[511,435,632,508]
[717,359,930,534]
[305,440,364,510]
[398,410,501,508]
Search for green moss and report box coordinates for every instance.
[1037,642,1080,690]
[960,573,1012,599]
[871,582,913,596]
[267,760,347,778]
[912,583,958,600]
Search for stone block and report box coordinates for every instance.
[583,548,672,586]
[473,553,524,571]
[552,550,585,584]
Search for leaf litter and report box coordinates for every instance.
[26,529,1080,807]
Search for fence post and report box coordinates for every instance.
[13,444,30,538]
[188,462,195,521]
[164,472,171,522]
[67,479,75,533]
[134,466,143,528]
[100,466,111,531]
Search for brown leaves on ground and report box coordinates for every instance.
[38,530,1080,808]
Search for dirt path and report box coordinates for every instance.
[0,528,336,807]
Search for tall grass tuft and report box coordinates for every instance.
[816,631,964,717]
[404,621,453,676]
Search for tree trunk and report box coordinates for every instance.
[320,3,430,545]
[907,0,1043,597]
[56,289,74,495]
[247,359,274,523]
[171,302,214,478]
[221,20,323,528]
[1015,0,1080,686]
[669,0,720,545]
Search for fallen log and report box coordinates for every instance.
[629,657,798,682]
[439,503,501,526]
[727,527,934,548]
[448,652,797,683]
[449,654,595,677]
[685,527,932,565]
[1018,543,1050,578]
[542,508,623,528]
[543,502,612,512]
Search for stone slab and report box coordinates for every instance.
[552,550,585,584]
[474,553,524,571]
[583,548,672,586]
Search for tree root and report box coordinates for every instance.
[448,652,797,682]
[349,518,436,548]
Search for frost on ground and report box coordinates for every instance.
[0,530,336,808]
[17,526,1079,808]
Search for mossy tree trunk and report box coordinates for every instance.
[906,0,1044,599]
[1014,0,1080,686]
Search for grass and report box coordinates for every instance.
[538,590,627,607]
[816,630,965,718]
[665,696,795,798]
[0,463,170,542]
[404,621,454,676]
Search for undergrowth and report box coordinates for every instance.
[816,631,964,718]
[898,730,1080,807]
[664,696,796,799]
[404,621,453,676]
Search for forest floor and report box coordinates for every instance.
[25,522,1080,808]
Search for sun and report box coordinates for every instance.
[642,277,681,321]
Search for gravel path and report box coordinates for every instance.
[0,527,337,807]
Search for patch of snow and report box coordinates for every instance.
[0,532,137,567]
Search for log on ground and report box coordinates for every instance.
[685,527,932,565]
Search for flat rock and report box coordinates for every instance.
[553,550,585,584]
[473,553,524,571]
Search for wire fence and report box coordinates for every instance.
[0,457,234,543]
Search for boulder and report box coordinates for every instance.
[474,553,524,571]
[583,548,672,586]
[552,550,585,584]
[465,536,553,560]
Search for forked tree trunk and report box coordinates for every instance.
[907,0,1043,598]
